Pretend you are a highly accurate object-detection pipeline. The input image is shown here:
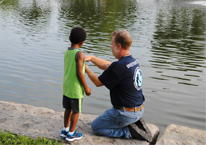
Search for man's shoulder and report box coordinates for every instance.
[112,56,135,67]
[109,60,127,74]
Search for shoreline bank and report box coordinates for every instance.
[0,101,205,145]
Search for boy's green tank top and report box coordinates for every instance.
[63,49,85,99]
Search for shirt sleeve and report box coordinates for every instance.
[98,64,120,90]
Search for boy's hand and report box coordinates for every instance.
[85,87,91,96]
[85,55,93,62]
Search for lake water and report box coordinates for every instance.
[0,0,205,136]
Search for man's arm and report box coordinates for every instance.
[85,65,103,87]
[76,51,91,96]
[85,55,111,70]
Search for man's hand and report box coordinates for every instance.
[85,55,93,62]
[85,64,103,87]
[85,55,111,70]
[85,87,91,96]
[85,64,89,73]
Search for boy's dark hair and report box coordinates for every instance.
[69,26,87,44]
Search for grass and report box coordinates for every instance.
[0,131,64,145]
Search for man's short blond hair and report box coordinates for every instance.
[112,30,132,50]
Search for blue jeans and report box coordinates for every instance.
[91,106,144,139]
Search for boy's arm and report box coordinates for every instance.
[85,55,111,70]
[76,51,91,96]
[85,65,103,87]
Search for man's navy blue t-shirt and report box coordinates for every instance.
[98,55,145,107]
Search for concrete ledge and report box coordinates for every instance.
[0,101,159,145]
[156,124,206,145]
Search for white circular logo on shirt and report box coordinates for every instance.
[134,67,142,90]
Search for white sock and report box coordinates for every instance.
[65,127,69,132]
[63,127,69,132]
[68,131,74,135]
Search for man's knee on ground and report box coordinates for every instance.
[91,120,99,132]
[91,120,96,131]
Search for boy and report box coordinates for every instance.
[60,26,91,142]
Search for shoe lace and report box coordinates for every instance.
[74,131,82,137]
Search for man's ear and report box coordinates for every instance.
[117,43,121,49]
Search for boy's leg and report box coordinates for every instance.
[64,109,72,128]
[69,98,82,132]
[60,95,72,137]
[66,98,83,141]
[69,112,79,132]
[63,95,72,128]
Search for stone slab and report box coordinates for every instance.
[156,124,206,145]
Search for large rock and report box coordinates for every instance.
[0,101,159,145]
[156,124,206,145]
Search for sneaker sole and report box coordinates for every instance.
[130,123,152,142]
[139,118,152,142]
[66,136,83,142]
[60,134,66,138]
[137,118,151,135]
